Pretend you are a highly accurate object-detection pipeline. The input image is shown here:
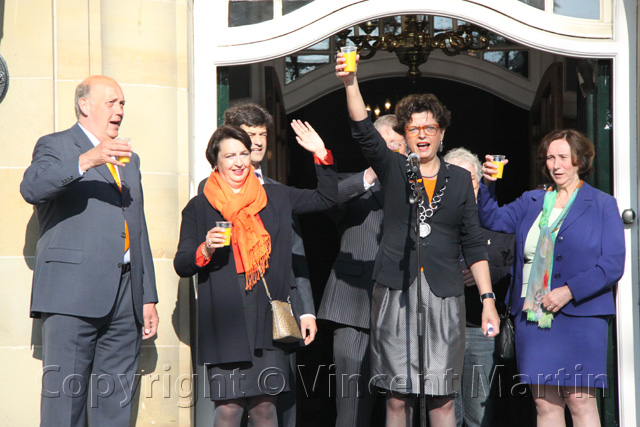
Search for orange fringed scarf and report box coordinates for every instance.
[203,168,271,290]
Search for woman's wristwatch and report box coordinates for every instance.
[480,292,496,303]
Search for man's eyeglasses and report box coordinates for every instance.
[405,124,440,137]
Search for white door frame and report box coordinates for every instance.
[192,1,638,424]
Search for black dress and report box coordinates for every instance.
[207,274,290,400]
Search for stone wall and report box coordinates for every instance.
[0,0,193,424]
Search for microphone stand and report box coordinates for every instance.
[408,163,427,427]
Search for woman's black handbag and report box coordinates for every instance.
[497,305,515,361]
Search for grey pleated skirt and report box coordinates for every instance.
[370,273,465,396]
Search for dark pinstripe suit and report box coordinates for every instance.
[318,170,383,427]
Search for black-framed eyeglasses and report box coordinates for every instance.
[405,124,440,137]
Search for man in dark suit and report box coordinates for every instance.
[20,76,158,427]
[198,103,316,427]
[444,148,515,427]
[318,115,405,427]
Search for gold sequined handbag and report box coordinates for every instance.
[259,268,303,343]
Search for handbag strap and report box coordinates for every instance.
[502,275,514,315]
[257,266,273,302]
[504,304,511,316]
[257,266,293,306]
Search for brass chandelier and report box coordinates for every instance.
[336,15,490,79]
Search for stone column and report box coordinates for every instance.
[0,0,192,424]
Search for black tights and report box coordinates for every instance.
[213,395,277,427]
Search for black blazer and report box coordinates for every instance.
[351,118,487,297]
[174,163,336,365]
[264,177,316,318]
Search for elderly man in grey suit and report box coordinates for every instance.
[20,76,158,427]
[318,115,405,427]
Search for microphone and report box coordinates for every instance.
[407,153,423,205]
[408,153,421,176]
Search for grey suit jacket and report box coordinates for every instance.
[20,124,157,323]
[318,171,383,329]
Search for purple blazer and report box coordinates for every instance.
[477,181,625,318]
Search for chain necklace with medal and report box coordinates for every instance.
[413,164,447,238]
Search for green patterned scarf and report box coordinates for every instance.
[523,181,582,328]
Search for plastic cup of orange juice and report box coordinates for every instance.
[491,155,506,179]
[340,46,357,72]
[118,137,131,164]
[388,141,401,152]
[216,221,232,246]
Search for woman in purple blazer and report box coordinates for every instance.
[477,129,625,426]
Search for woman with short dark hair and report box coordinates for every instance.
[174,123,336,426]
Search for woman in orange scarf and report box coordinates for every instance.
[174,124,336,426]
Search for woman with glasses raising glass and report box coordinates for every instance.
[336,56,500,427]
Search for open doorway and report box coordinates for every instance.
[199,2,637,424]
[217,46,617,427]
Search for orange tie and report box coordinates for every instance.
[106,163,130,252]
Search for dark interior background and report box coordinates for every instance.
[286,77,530,200]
